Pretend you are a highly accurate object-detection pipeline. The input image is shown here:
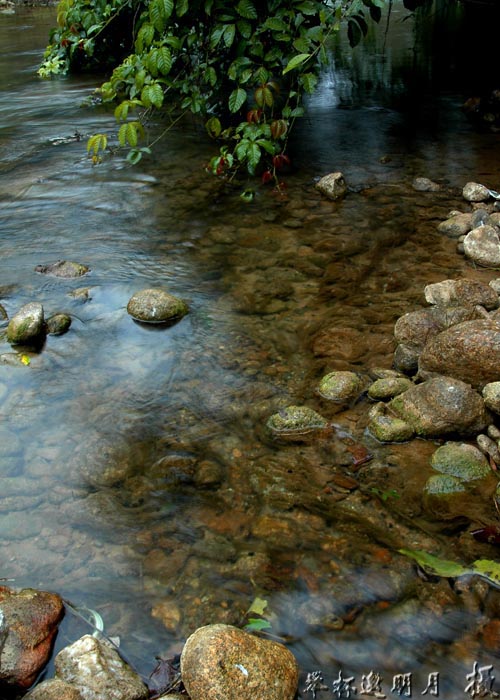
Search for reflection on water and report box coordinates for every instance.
[1,2,500,694]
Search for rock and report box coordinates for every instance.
[7,302,44,345]
[127,289,189,324]
[312,326,367,361]
[418,319,500,389]
[471,209,490,228]
[394,307,478,351]
[482,382,500,414]
[423,474,469,520]
[367,376,414,401]
[46,313,72,335]
[412,177,440,192]
[437,213,472,237]
[0,586,64,691]
[463,182,491,202]
[55,635,148,700]
[0,304,7,320]
[366,404,415,442]
[477,434,500,463]
[180,624,299,700]
[424,279,499,310]
[315,172,347,201]
[35,261,90,278]
[25,678,83,699]
[430,442,491,481]
[389,376,489,438]
[393,343,419,374]
[266,405,328,441]
[316,371,363,402]
[463,225,500,267]
[424,474,467,495]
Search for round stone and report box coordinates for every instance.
[266,405,327,440]
[7,302,45,345]
[430,442,491,482]
[127,288,189,324]
[317,371,363,402]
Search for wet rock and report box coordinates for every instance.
[55,634,148,700]
[35,261,90,278]
[424,279,499,310]
[476,433,500,464]
[315,172,347,201]
[312,326,367,361]
[418,319,500,389]
[46,313,71,335]
[367,376,414,401]
[394,306,479,352]
[151,599,182,634]
[393,343,419,374]
[463,225,500,267]
[127,288,189,324]
[471,209,491,228]
[180,624,299,700]
[0,586,64,691]
[437,213,472,237]
[7,302,44,345]
[367,404,415,443]
[423,475,468,520]
[430,442,491,481]
[25,678,83,699]
[316,371,363,402]
[0,304,7,320]
[482,382,500,414]
[389,376,489,438]
[69,288,92,303]
[266,405,328,441]
[463,182,491,202]
[412,177,440,192]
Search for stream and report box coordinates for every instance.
[1,1,500,697]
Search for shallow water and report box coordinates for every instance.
[2,2,500,696]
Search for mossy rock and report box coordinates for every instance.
[430,442,491,482]
[367,412,414,443]
[266,405,328,441]
[35,260,90,278]
[368,377,414,401]
[7,303,45,345]
[127,288,189,325]
[422,474,469,521]
[46,313,71,336]
[317,371,363,402]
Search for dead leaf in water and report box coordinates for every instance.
[399,548,500,588]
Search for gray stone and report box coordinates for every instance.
[393,343,419,374]
[180,624,299,700]
[25,678,83,700]
[430,442,491,481]
[35,261,90,278]
[463,182,491,202]
[315,172,347,201]
[46,313,71,335]
[482,382,500,414]
[127,289,189,324]
[423,279,499,310]
[412,177,440,192]
[55,635,148,700]
[7,303,44,345]
[463,225,500,267]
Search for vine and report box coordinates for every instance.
[39,0,389,181]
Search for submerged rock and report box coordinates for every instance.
[0,586,64,692]
[35,261,90,278]
[412,177,440,192]
[127,288,189,324]
[7,302,44,345]
[389,376,489,438]
[367,376,414,401]
[180,624,299,700]
[367,404,415,443]
[437,213,473,238]
[55,635,148,700]
[316,371,363,402]
[430,442,491,481]
[266,405,328,441]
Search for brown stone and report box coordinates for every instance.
[25,678,83,699]
[0,586,64,691]
[180,624,299,700]
[419,319,500,389]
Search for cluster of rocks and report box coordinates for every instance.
[437,181,500,267]
[0,585,298,700]
[1,261,189,352]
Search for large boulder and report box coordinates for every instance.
[424,279,499,310]
[389,376,490,438]
[55,635,148,700]
[180,624,299,700]
[0,586,64,692]
[418,319,500,389]
[7,302,44,345]
[127,289,189,324]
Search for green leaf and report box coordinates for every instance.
[223,23,236,47]
[118,121,143,148]
[236,0,257,19]
[299,71,318,93]
[141,82,164,108]
[283,52,310,74]
[135,23,155,52]
[157,46,172,74]
[247,597,268,615]
[205,116,221,138]
[263,17,288,32]
[244,617,272,631]
[399,549,500,589]
[176,0,189,16]
[237,20,252,38]
[87,133,108,156]
[228,87,247,113]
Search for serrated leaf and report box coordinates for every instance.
[141,82,164,108]
[176,0,188,16]
[157,46,172,74]
[118,121,143,148]
[228,87,247,113]
[399,549,500,589]
[264,17,288,31]
[299,71,318,93]
[86,133,108,155]
[135,23,155,52]
[283,52,310,74]
[236,0,257,19]
[247,597,268,615]
[237,19,252,38]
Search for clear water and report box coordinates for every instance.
[2,3,500,697]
